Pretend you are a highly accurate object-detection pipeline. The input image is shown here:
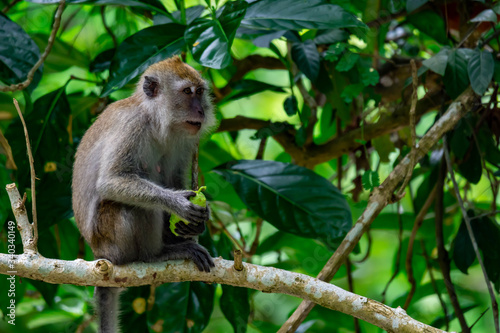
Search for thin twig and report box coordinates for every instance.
[13,99,38,248]
[381,203,403,303]
[346,258,360,333]
[403,185,437,309]
[435,161,469,332]
[256,137,267,160]
[1,0,21,13]
[0,0,66,92]
[352,229,371,264]
[443,138,499,333]
[100,6,118,49]
[248,218,263,256]
[420,240,449,331]
[397,59,418,198]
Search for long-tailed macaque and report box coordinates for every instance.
[72,56,216,333]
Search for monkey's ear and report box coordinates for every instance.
[143,76,159,98]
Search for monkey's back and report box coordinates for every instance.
[72,98,161,262]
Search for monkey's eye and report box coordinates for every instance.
[183,88,192,94]
[196,87,204,95]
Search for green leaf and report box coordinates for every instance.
[494,60,500,83]
[0,13,42,91]
[477,124,500,166]
[220,286,250,333]
[185,1,248,69]
[362,169,380,190]
[292,40,320,82]
[406,10,448,45]
[154,5,205,25]
[335,51,359,72]
[470,9,497,23]
[422,49,449,76]
[324,43,346,62]
[443,49,470,99]
[453,220,476,274]
[453,214,500,291]
[406,0,428,13]
[468,49,494,95]
[283,95,298,116]
[340,83,364,103]
[314,29,349,44]
[360,67,379,86]
[295,125,307,147]
[213,160,352,250]
[148,281,215,332]
[241,0,365,31]
[27,0,169,14]
[102,23,186,96]
[222,79,285,102]
[89,48,115,73]
[457,141,482,184]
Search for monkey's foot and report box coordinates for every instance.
[160,242,214,272]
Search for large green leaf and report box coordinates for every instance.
[213,160,352,250]
[102,23,186,96]
[185,1,248,69]
[292,40,320,82]
[241,0,365,31]
[468,49,494,95]
[443,49,470,99]
[406,10,448,45]
[422,49,449,75]
[0,13,42,91]
[453,214,500,291]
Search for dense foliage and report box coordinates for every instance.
[0,0,499,332]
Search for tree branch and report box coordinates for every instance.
[0,0,66,92]
[278,87,477,332]
[0,253,448,333]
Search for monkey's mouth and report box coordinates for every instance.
[186,121,202,129]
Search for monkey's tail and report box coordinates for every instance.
[95,286,122,333]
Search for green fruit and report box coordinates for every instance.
[169,186,207,236]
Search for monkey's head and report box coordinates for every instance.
[137,56,216,137]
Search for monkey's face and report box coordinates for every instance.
[179,85,206,135]
[140,57,216,138]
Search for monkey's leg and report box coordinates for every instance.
[95,287,122,333]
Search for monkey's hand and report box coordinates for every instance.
[170,191,210,225]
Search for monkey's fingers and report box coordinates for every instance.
[175,221,205,237]
[182,204,209,224]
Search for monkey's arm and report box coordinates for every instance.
[96,173,209,224]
